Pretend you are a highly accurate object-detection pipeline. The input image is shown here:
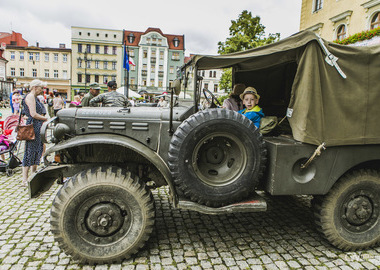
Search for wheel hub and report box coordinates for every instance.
[346,196,373,225]
[341,190,378,233]
[206,146,224,164]
[86,203,123,236]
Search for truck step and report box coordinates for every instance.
[177,193,267,215]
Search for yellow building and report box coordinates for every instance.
[4,44,71,99]
[300,0,380,41]
[71,27,123,96]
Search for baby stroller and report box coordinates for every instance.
[0,115,23,176]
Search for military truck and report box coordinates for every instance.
[29,31,380,264]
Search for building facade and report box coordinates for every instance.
[3,43,71,99]
[0,31,28,47]
[71,27,123,96]
[300,0,380,41]
[123,28,185,94]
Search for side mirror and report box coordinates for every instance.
[171,79,181,96]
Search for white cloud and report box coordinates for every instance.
[0,0,301,55]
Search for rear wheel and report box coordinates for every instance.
[313,169,380,250]
[50,166,155,264]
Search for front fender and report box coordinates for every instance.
[37,134,176,202]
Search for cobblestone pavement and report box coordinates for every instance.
[0,164,379,270]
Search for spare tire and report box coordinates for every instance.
[168,109,267,207]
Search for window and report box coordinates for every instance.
[95,45,100,54]
[86,44,91,53]
[204,83,208,89]
[209,71,213,77]
[337,25,347,41]
[78,59,82,68]
[143,79,147,86]
[29,52,33,61]
[45,69,49,78]
[86,74,90,83]
[313,0,323,12]
[63,70,67,79]
[112,46,117,55]
[35,52,40,61]
[371,12,380,30]
[112,61,116,70]
[131,65,136,71]
[20,68,24,77]
[142,64,147,71]
[44,53,49,61]
[10,68,15,76]
[112,75,116,81]
[172,52,179,60]
[143,50,147,58]
[213,71,216,78]
[158,80,163,87]
[170,66,174,74]
[159,51,164,60]
[54,70,59,78]
[104,61,108,69]
[130,78,135,85]
[86,60,91,69]
[95,75,99,83]
[104,46,108,54]
[20,52,24,60]
[128,49,134,57]
[214,84,218,93]
[10,51,15,60]
[95,60,99,69]
[54,53,58,62]
[151,50,156,57]
[78,74,82,83]
[78,44,82,53]
[150,79,155,86]
[103,76,108,84]
[32,69,37,77]
[159,65,163,72]
[63,54,67,63]
[151,65,155,73]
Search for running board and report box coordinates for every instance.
[177,193,267,215]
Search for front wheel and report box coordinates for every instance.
[50,166,155,264]
[313,169,380,250]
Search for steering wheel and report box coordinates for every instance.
[203,88,221,108]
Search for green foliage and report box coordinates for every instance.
[217,94,229,105]
[334,27,380,45]
[217,10,280,91]
[219,68,232,91]
[217,10,280,55]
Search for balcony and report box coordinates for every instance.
[158,71,164,77]
[150,57,156,63]
[141,70,148,76]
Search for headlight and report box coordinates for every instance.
[40,117,58,143]
[53,123,71,141]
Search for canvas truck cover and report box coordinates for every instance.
[186,31,380,147]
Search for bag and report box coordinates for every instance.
[260,116,278,135]
[48,99,53,106]
[16,124,35,141]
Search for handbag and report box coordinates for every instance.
[16,123,35,141]
[15,99,36,141]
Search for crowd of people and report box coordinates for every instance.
[1,79,264,188]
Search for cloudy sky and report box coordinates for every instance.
[0,0,302,55]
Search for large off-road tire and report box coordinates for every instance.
[313,169,380,250]
[169,109,267,207]
[50,166,155,264]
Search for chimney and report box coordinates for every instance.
[36,42,39,47]
[59,43,66,49]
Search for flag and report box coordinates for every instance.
[123,44,129,71]
[129,57,135,66]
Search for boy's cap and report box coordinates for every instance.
[89,82,101,90]
[107,81,117,89]
[240,87,260,100]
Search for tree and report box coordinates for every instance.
[218,10,280,91]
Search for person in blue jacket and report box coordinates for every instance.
[238,87,264,128]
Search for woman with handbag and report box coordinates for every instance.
[21,79,48,187]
